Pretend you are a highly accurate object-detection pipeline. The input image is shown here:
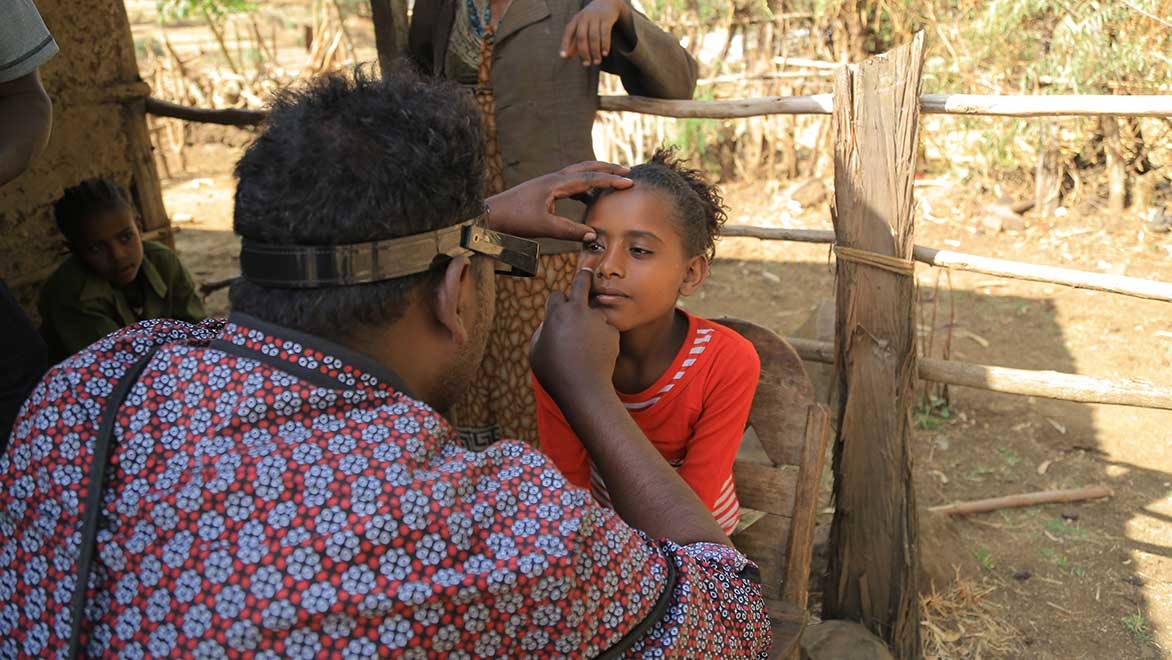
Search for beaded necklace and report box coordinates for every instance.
[466,0,491,38]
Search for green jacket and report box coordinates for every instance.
[38,241,205,362]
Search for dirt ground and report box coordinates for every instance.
[160,126,1172,658]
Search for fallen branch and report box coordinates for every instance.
[929,485,1114,516]
[199,276,238,297]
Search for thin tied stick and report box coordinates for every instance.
[929,485,1114,516]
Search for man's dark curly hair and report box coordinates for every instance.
[589,147,727,261]
[229,65,485,337]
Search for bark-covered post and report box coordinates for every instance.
[112,0,171,247]
[822,32,925,659]
[370,0,409,74]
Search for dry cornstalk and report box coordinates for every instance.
[200,6,242,77]
[929,485,1114,516]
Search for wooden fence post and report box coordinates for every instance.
[822,32,924,658]
[370,0,410,74]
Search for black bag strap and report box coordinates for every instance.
[595,552,678,659]
[68,347,160,659]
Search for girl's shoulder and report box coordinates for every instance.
[685,313,761,361]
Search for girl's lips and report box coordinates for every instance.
[590,287,629,306]
[591,293,628,306]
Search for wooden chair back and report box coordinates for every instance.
[716,317,831,659]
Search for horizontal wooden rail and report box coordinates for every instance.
[723,226,836,243]
[146,97,266,126]
[147,92,1172,127]
[724,225,1172,303]
[597,93,1172,118]
[784,337,1172,411]
[911,245,1172,302]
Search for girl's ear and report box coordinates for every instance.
[678,255,709,297]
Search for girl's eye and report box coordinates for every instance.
[583,241,605,253]
[630,246,652,256]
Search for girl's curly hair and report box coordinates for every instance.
[599,147,727,261]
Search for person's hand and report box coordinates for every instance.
[531,267,618,401]
[484,161,632,242]
[560,0,631,66]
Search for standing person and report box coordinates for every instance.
[535,148,760,536]
[0,68,770,657]
[409,0,699,448]
[39,178,206,363]
[0,0,59,448]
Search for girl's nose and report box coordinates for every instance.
[596,248,623,278]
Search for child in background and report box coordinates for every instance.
[39,178,205,362]
[533,148,760,535]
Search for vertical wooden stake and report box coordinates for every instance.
[823,32,924,659]
[370,0,410,75]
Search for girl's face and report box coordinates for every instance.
[579,188,708,332]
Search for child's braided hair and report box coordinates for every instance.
[54,178,134,240]
[618,146,727,261]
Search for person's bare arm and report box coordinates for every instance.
[531,268,730,547]
[0,70,52,187]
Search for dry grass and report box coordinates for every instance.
[921,572,1022,659]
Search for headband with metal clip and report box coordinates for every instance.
[238,209,540,288]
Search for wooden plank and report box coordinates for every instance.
[781,405,830,611]
[785,338,1172,411]
[823,34,924,658]
[733,462,798,514]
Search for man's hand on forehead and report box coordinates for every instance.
[485,161,633,243]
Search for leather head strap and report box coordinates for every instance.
[238,210,540,288]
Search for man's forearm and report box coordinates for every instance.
[0,72,53,187]
[556,380,730,547]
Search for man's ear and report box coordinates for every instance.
[679,256,709,297]
[434,256,474,344]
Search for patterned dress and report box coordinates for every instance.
[447,1,580,450]
[0,316,771,657]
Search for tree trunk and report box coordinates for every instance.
[823,32,924,660]
[370,0,409,74]
[1101,115,1126,213]
[1035,119,1061,217]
